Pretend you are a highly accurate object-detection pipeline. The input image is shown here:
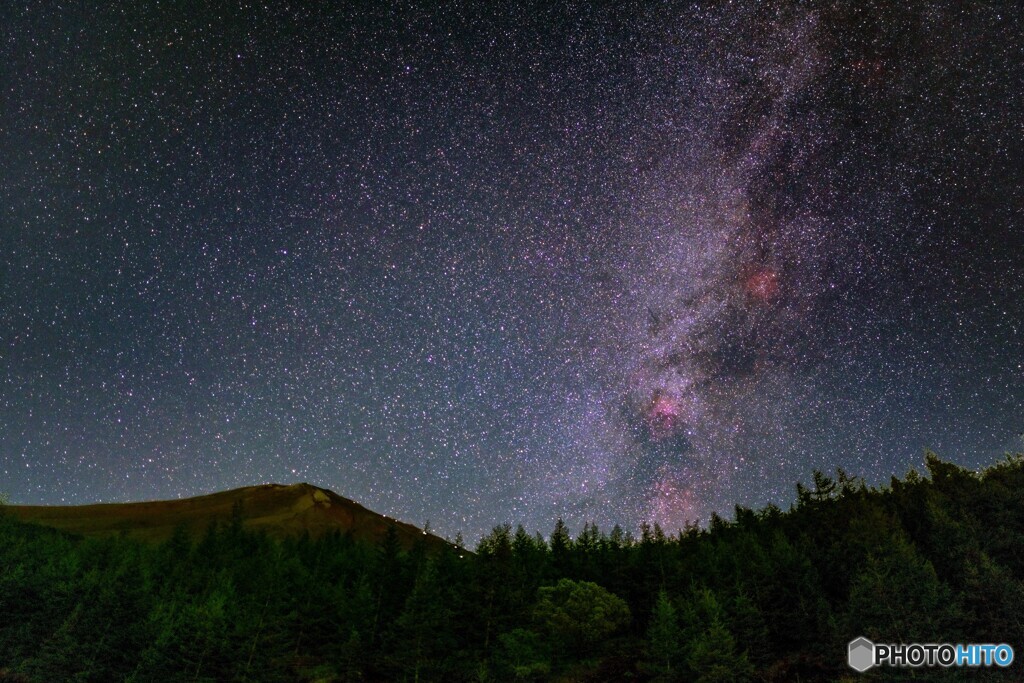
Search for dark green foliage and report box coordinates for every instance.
[496,628,550,681]
[533,578,630,657]
[638,590,683,681]
[1,453,1023,681]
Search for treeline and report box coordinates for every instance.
[2,452,1024,681]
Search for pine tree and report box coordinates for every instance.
[371,525,407,647]
[687,618,753,683]
[549,518,573,578]
[639,589,683,681]
[390,561,453,682]
[683,588,753,683]
[845,531,956,644]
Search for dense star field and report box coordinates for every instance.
[2,3,1022,541]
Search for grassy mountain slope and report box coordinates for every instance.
[6,482,449,548]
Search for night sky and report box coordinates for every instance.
[3,2,1023,541]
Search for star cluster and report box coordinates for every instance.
[2,3,1022,541]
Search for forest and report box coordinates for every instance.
[2,452,1024,682]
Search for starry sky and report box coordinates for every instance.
[3,2,1023,541]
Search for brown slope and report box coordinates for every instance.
[7,483,453,550]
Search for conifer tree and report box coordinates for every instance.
[639,589,683,681]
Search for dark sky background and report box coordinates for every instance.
[2,2,1022,541]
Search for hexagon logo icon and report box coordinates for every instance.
[848,636,875,672]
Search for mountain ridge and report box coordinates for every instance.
[6,482,452,549]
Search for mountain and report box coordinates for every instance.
[6,482,451,549]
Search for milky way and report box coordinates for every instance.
[2,3,1022,541]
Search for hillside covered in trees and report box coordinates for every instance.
[2,452,1023,682]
